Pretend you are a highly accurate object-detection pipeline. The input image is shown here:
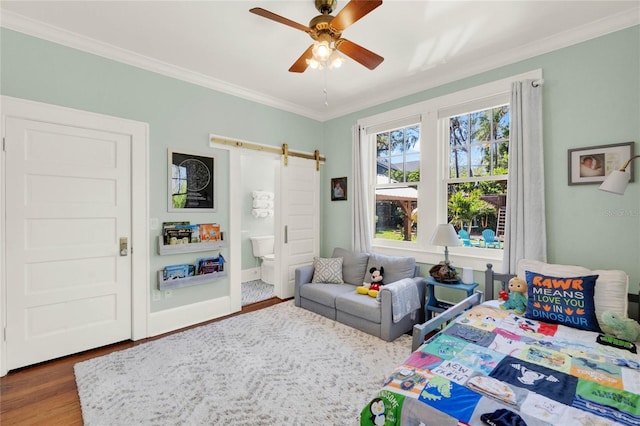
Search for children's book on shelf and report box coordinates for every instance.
[180,224,200,243]
[165,228,192,245]
[199,223,221,242]
[196,255,225,275]
[162,221,190,244]
[163,263,195,280]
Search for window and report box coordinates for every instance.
[446,105,510,249]
[358,70,540,269]
[374,124,420,242]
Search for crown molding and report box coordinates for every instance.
[324,6,640,121]
[0,11,325,121]
[2,7,639,123]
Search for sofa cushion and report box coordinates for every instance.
[300,283,354,307]
[517,259,629,320]
[335,291,382,324]
[365,253,416,285]
[332,247,369,286]
[311,257,344,284]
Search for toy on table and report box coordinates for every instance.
[499,277,528,315]
[356,266,384,298]
[600,311,640,342]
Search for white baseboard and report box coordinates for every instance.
[148,296,236,337]
[242,267,261,283]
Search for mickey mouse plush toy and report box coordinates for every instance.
[367,266,384,298]
[356,266,385,297]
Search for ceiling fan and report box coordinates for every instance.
[250,0,384,73]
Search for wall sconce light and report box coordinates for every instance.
[599,155,640,194]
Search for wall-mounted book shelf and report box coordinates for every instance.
[157,236,226,255]
[157,270,228,290]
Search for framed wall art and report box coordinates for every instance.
[567,141,635,185]
[168,150,216,212]
[331,177,347,201]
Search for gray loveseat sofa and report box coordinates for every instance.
[294,247,426,342]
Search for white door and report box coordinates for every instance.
[278,156,320,298]
[5,117,132,370]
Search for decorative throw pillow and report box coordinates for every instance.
[517,259,629,323]
[524,270,601,333]
[311,257,344,284]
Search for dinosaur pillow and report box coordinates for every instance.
[524,271,601,333]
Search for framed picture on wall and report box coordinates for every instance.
[168,149,216,211]
[331,177,347,201]
[568,141,635,185]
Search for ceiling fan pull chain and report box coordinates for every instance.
[323,70,329,107]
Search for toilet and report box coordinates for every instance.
[250,235,275,285]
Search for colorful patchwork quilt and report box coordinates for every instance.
[360,301,640,426]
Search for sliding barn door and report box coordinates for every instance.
[278,157,320,298]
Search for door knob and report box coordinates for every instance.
[120,237,128,256]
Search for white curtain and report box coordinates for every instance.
[503,80,547,273]
[352,124,372,252]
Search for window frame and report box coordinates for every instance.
[357,70,542,271]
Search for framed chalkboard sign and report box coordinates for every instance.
[168,150,216,212]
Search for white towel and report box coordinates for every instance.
[252,191,274,201]
[379,278,421,323]
[252,208,273,218]
[252,200,274,209]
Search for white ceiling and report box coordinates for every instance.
[1,1,639,121]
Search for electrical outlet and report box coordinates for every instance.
[152,291,162,301]
[164,290,173,299]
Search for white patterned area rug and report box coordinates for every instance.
[74,301,413,425]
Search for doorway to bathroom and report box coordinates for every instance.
[210,134,321,308]
[240,152,278,306]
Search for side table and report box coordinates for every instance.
[424,277,479,320]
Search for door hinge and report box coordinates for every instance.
[3,327,6,342]
[2,137,5,152]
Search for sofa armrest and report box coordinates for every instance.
[294,265,315,306]
[379,277,426,341]
[379,277,426,314]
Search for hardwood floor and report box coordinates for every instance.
[0,297,283,425]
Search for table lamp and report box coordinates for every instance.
[599,155,639,195]
[429,224,461,283]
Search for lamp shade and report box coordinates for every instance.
[430,224,461,247]
[599,170,630,195]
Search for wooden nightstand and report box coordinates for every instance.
[424,277,479,320]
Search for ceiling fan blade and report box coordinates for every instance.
[250,7,311,33]
[330,0,382,32]
[335,38,384,70]
[289,45,314,73]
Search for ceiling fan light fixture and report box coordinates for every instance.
[306,57,324,70]
[328,51,345,69]
[312,40,332,61]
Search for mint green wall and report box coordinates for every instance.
[321,26,640,296]
[0,28,323,312]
